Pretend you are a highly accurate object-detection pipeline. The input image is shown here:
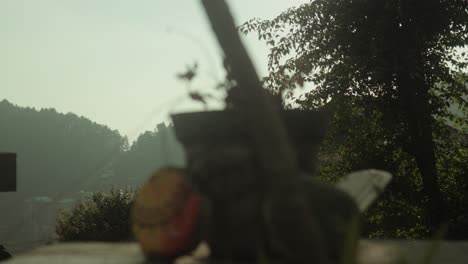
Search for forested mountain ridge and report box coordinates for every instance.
[0,99,184,253]
[0,99,184,196]
[0,99,124,195]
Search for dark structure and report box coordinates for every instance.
[0,245,12,261]
[164,0,360,262]
[0,153,16,261]
[0,153,16,192]
[163,0,361,262]
[172,110,359,263]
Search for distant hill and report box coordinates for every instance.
[0,99,126,197]
[0,99,184,253]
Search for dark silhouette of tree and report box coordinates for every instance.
[114,123,185,187]
[241,0,467,233]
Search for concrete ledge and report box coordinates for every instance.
[4,240,468,264]
[358,240,468,264]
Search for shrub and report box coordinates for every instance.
[56,188,135,241]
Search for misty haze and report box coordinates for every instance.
[1,0,467,263]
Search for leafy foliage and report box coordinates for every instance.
[241,0,467,106]
[56,189,135,241]
[241,0,467,238]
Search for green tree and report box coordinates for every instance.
[56,189,135,241]
[114,123,185,187]
[241,0,467,232]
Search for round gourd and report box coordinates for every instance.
[132,167,205,259]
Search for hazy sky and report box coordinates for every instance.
[1,0,309,141]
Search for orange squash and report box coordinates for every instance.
[132,167,202,258]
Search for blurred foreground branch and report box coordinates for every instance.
[200,0,329,262]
